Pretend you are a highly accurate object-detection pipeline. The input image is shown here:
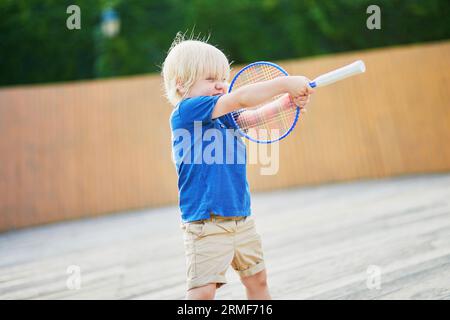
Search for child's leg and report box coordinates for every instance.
[232,216,271,299]
[186,283,217,300]
[241,269,271,300]
[181,218,235,299]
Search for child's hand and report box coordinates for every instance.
[284,76,315,98]
[283,76,314,114]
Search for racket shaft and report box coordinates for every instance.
[309,60,365,88]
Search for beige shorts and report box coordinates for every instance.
[181,214,265,290]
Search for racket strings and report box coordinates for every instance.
[233,115,296,139]
[231,64,299,141]
[233,64,283,89]
[234,104,297,138]
[232,97,297,129]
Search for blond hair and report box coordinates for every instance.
[162,33,230,106]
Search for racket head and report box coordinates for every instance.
[228,61,300,144]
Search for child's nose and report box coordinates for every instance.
[215,82,226,91]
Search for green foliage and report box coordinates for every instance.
[1,0,449,86]
[0,0,101,85]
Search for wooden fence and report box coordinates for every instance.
[0,41,449,232]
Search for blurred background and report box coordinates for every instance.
[1,0,450,86]
[0,0,450,300]
[1,0,449,231]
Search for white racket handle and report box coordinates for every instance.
[309,60,366,88]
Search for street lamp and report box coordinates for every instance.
[101,8,120,38]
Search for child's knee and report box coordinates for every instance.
[242,270,268,289]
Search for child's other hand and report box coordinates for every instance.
[292,94,311,114]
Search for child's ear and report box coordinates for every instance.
[176,79,186,95]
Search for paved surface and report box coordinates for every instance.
[1,173,450,300]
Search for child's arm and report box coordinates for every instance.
[212,76,313,119]
[233,94,289,129]
[236,93,311,128]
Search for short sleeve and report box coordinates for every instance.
[217,113,238,129]
[178,96,221,124]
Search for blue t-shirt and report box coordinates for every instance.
[169,95,251,222]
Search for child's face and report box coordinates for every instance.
[184,76,229,98]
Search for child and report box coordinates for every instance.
[162,33,313,300]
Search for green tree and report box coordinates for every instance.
[1,0,449,86]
